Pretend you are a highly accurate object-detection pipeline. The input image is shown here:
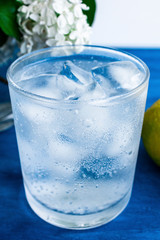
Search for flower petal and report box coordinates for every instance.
[46,38,56,46]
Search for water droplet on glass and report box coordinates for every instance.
[82,173,86,178]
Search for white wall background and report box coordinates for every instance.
[91,0,160,47]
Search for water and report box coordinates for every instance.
[9,54,148,229]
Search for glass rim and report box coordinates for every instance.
[7,45,150,106]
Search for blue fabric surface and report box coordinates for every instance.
[0,49,160,240]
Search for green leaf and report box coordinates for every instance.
[0,0,21,40]
[16,0,23,4]
[82,0,96,26]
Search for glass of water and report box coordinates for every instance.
[7,46,149,229]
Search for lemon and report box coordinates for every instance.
[142,99,160,166]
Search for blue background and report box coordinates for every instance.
[0,49,160,240]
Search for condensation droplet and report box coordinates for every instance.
[82,173,86,178]
[75,109,79,115]
[128,151,132,155]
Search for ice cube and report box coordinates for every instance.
[60,61,107,101]
[56,74,86,100]
[17,138,49,177]
[60,61,99,100]
[19,74,62,99]
[76,103,113,148]
[17,60,63,81]
[80,81,107,101]
[17,99,55,124]
[48,140,80,177]
[13,92,62,142]
[19,72,88,101]
[19,61,108,102]
[60,61,93,85]
[92,61,143,95]
[102,121,134,158]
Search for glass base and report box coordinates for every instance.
[24,186,131,230]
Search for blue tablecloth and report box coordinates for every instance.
[0,49,160,240]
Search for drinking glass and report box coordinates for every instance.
[7,46,149,229]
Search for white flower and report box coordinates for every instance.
[52,0,71,14]
[17,0,92,54]
[20,0,33,4]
